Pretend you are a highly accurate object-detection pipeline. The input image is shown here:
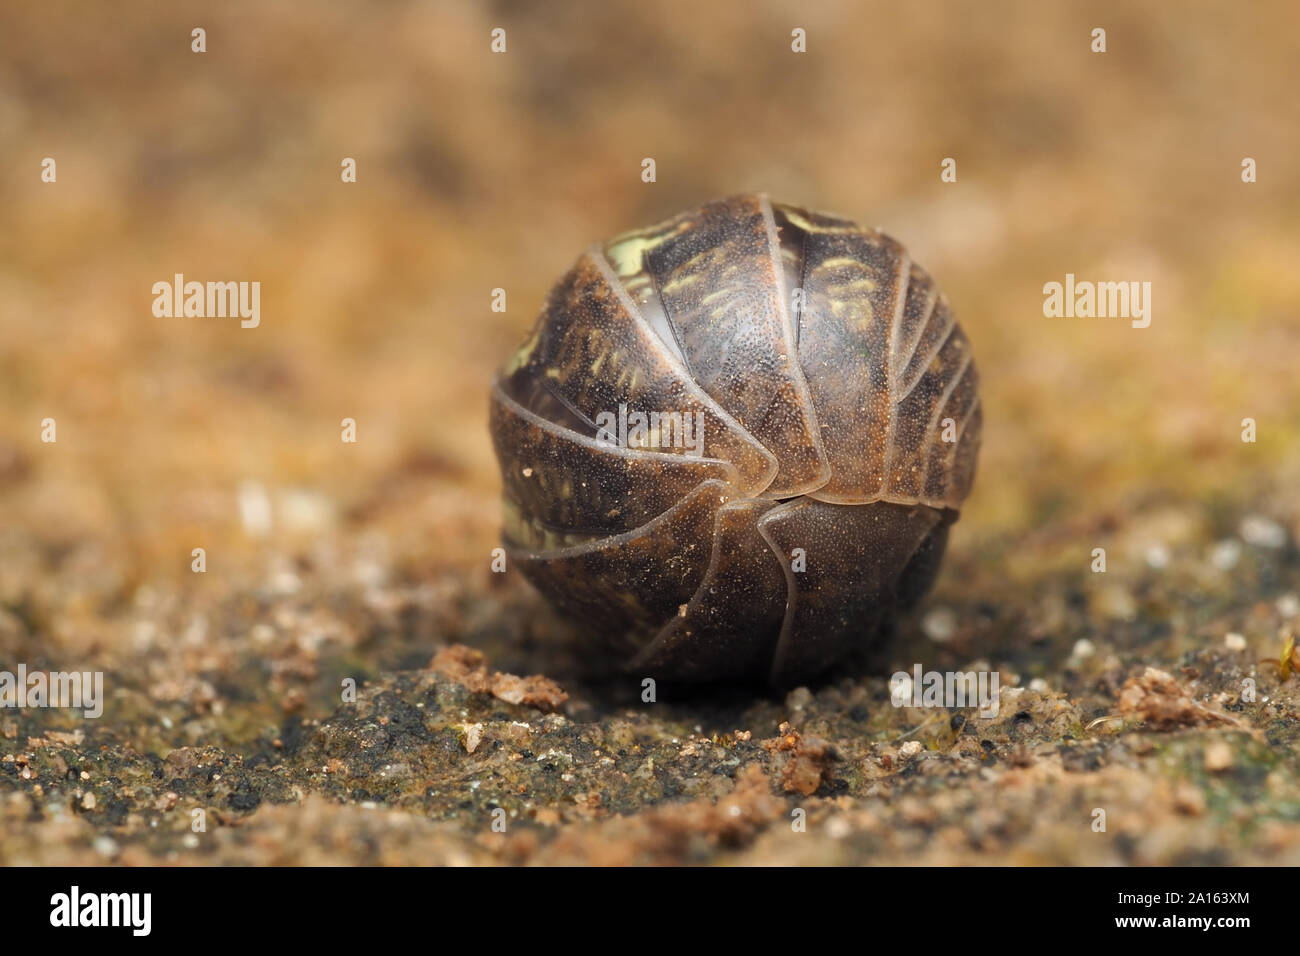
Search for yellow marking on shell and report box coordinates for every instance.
[775,208,820,233]
[826,278,879,296]
[700,287,741,307]
[605,236,655,277]
[503,327,541,375]
[590,349,607,376]
[819,256,870,272]
[776,206,861,235]
[663,272,704,295]
[606,223,687,277]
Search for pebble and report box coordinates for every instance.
[132,621,157,651]
[1145,545,1170,569]
[1277,594,1299,620]
[269,568,302,595]
[1173,783,1207,816]
[463,723,483,754]
[1096,584,1137,621]
[1071,638,1097,660]
[1224,632,1248,652]
[1210,539,1241,571]
[237,481,273,536]
[921,607,957,643]
[277,488,335,533]
[826,816,851,839]
[1204,741,1234,772]
[1239,515,1288,549]
[785,687,813,711]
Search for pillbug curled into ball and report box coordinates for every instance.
[490,194,981,686]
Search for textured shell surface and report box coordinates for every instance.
[491,194,981,685]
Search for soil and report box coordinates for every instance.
[2,0,1299,865]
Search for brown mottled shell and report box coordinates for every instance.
[491,194,981,685]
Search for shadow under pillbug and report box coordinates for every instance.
[490,194,981,686]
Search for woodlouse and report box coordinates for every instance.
[491,194,981,685]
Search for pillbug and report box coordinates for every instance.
[491,195,980,685]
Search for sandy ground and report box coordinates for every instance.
[1,0,1299,864]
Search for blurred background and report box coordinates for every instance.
[3,0,1298,585]
[3,0,1299,594]
[1,0,1299,867]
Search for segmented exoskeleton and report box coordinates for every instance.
[491,195,981,685]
